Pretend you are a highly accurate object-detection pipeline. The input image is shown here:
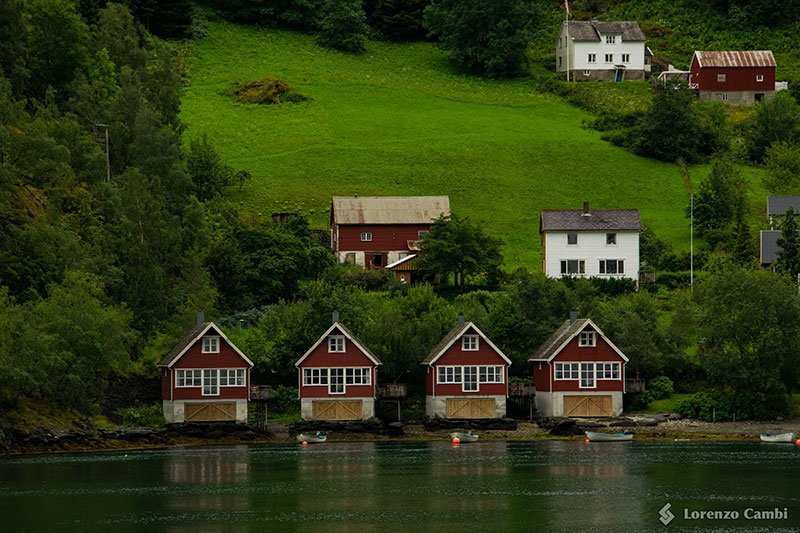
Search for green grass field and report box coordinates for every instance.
[181,22,767,269]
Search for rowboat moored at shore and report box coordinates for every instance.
[760,432,795,443]
[297,433,327,443]
[585,430,633,442]
[450,431,479,442]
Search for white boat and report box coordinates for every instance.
[450,431,479,443]
[760,432,795,443]
[585,430,633,442]
[297,432,327,443]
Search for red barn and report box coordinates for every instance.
[689,50,776,105]
[530,312,628,417]
[422,314,511,419]
[295,313,381,420]
[157,316,254,423]
[330,196,450,269]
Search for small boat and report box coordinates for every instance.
[760,432,795,443]
[585,430,633,442]
[297,432,327,443]
[450,431,479,443]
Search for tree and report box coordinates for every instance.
[744,91,800,162]
[775,207,800,278]
[316,0,369,53]
[187,133,251,201]
[690,157,747,232]
[763,140,800,194]
[367,0,428,41]
[0,0,29,95]
[731,218,757,266]
[416,213,503,290]
[423,0,538,78]
[634,83,703,163]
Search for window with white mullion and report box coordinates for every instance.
[437,366,462,384]
[554,362,580,380]
[202,369,219,396]
[462,335,479,351]
[478,365,505,384]
[462,366,478,392]
[176,369,202,387]
[579,363,595,388]
[220,368,245,387]
[329,368,345,394]
[344,367,371,386]
[202,337,220,353]
[303,368,329,386]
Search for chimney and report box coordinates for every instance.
[570,309,578,324]
[457,312,465,327]
[582,202,590,216]
[196,310,205,328]
[332,310,340,324]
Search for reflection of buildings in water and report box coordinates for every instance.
[297,442,378,513]
[163,445,251,513]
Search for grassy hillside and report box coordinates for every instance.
[180,21,766,269]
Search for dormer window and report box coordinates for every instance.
[328,336,345,353]
[462,335,479,351]
[579,331,596,347]
[202,337,219,353]
[605,35,616,44]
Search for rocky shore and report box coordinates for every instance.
[2,414,798,455]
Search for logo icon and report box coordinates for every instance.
[660,503,675,525]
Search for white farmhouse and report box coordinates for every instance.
[540,203,641,281]
[556,21,651,82]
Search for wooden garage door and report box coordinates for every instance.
[312,400,362,421]
[446,398,496,419]
[185,402,236,422]
[563,395,612,417]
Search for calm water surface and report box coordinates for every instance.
[1,440,799,532]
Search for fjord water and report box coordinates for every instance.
[1,441,798,532]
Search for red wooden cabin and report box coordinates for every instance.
[157,315,254,423]
[295,313,382,421]
[422,314,511,419]
[530,312,627,418]
[330,196,450,269]
[689,50,776,105]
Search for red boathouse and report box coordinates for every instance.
[157,313,254,423]
[530,311,628,417]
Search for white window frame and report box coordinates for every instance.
[606,233,617,245]
[621,54,630,63]
[605,35,616,44]
[360,232,372,242]
[717,74,726,82]
[478,365,505,384]
[583,70,590,76]
[462,366,479,392]
[579,331,596,347]
[437,366,462,384]
[580,363,595,389]
[554,362,580,380]
[219,368,246,387]
[560,259,585,275]
[345,367,371,386]
[202,337,219,354]
[329,368,345,394]
[588,54,596,63]
[605,53,613,63]
[462,335,479,351]
[595,362,622,380]
[599,259,624,275]
[176,369,202,388]
[756,74,764,82]
[567,233,578,245]
[202,369,219,396]
[721,93,728,101]
[302,367,329,386]
[328,335,345,353]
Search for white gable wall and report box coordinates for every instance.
[556,25,646,74]
[543,230,640,280]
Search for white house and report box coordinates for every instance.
[556,21,650,82]
[540,203,641,281]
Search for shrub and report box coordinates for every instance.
[626,390,654,411]
[316,0,369,53]
[116,403,165,427]
[271,385,300,415]
[648,376,674,400]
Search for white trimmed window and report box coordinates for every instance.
[720,93,728,101]
[605,53,613,63]
[605,35,616,44]
[560,259,585,275]
[717,74,726,82]
[579,331,596,347]
[621,54,630,62]
[328,335,345,353]
[202,369,219,396]
[580,363,595,388]
[360,232,372,242]
[588,54,596,63]
[554,362,580,380]
[462,335,479,351]
[437,366,462,384]
[606,233,617,245]
[220,368,245,387]
[599,259,624,275]
[596,362,621,380]
[303,368,329,386]
[462,366,478,392]
[756,74,764,82]
[176,369,202,387]
[478,366,504,383]
[329,368,345,394]
[345,367,371,385]
[583,70,590,76]
[202,337,219,353]
[567,233,578,245]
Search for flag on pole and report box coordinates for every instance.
[565,0,570,18]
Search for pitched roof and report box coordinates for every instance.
[422,322,512,366]
[540,208,641,232]
[564,21,645,42]
[331,196,450,225]
[693,50,776,68]
[767,196,800,217]
[157,322,254,368]
[760,230,781,265]
[529,318,628,363]
[385,254,417,270]
[295,322,382,367]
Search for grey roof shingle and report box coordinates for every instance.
[331,196,450,225]
[422,323,470,365]
[336,322,382,365]
[540,209,641,232]
[157,322,212,367]
[767,196,800,217]
[565,21,645,42]
[529,319,591,361]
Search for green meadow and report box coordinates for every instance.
[180,22,766,269]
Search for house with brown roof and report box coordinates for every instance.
[556,20,651,82]
[157,312,254,423]
[540,202,641,281]
[689,50,776,105]
[330,196,450,269]
[530,311,628,417]
[422,314,511,419]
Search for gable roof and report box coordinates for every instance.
[564,21,645,42]
[693,50,776,68]
[529,318,629,363]
[157,322,254,368]
[540,208,641,232]
[295,322,382,367]
[331,196,450,225]
[422,322,512,366]
[768,196,800,217]
[385,254,417,270]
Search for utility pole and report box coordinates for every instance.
[93,122,110,182]
[690,194,694,290]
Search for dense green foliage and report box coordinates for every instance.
[775,208,800,277]
[633,84,705,163]
[316,0,369,53]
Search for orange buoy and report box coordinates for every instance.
[796,439,800,446]
[452,437,460,444]
[302,441,308,446]
[585,439,590,443]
